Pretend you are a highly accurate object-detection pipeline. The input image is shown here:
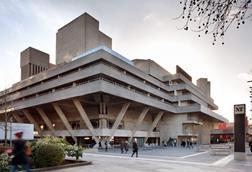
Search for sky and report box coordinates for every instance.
[0,0,252,122]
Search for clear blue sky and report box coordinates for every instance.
[0,0,252,121]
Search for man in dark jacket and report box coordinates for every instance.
[249,140,252,153]
[105,140,108,152]
[120,140,125,154]
[10,131,31,172]
[131,139,138,158]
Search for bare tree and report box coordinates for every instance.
[176,0,252,45]
[3,89,8,146]
[0,89,11,146]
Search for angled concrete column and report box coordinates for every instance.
[52,103,77,143]
[36,108,56,136]
[12,113,23,123]
[23,110,41,135]
[131,107,150,138]
[108,102,130,141]
[73,99,99,143]
[145,111,164,143]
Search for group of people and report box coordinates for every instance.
[162,138,177,147]
[181,139,194,149]
[162,138,194,149]
[121,139,138,157]
[98,140,108,151]
[120,140,129,154]
[98,139,139,157]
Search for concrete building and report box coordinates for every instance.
[0,13,228,147]
[56,13,112,64]
[21,47,50,80]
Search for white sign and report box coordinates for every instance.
[0,122,34,140]
[234,104,246,115]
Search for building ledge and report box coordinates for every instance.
[177,133,199,137]
[183,120,203,125]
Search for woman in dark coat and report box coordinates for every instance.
[10,131,31,172]
[120,140,125,154]
[131,139,138,158]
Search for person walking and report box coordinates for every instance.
[174,139,177,147]
[120,140,125,154]
[10,131,31,172]
[124,140,129,153]
[181,140,186,147]
[98,141,102,149]
[131,139,138,158]
[249,140,252,153]
[189,141,193,149]
[186,139,190,148]
[105,140,108,152]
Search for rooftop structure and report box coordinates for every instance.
[56,13,112,64]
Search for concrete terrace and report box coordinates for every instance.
[50,147,252,172]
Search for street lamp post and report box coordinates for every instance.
[10,116,13,147]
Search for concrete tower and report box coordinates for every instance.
[56,13,112,64]
[20,47,49,80]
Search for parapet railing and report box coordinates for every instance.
[9,76,177,110]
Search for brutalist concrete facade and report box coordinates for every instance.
[0,13,227,146]
[20,47,50,80]
[56,13,112,64]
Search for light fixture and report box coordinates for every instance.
[84,137,90,140]
[52,123,56,127]
[40,125,44,130]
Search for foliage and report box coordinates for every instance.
[0,153,10,172]
[177,0,252,44]
[33,143,64,168]
[34,136,69,151]
[31,137,70,168]
[65,144,84,160]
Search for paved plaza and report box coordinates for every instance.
[50,147,252,172]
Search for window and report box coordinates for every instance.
[90,119,99,128]
[118,121,124,129]
[70,121,80,130]
[107,120,114,129]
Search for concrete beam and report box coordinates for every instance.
[145,111,164,143]
[36,108,56,136]
[73,99,99,143]
[12,113,23,123]
[52,103,77,143]
[108,102,130,141]
[131,107,150,138]
[23,110,41,134]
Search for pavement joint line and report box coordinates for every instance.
[92,152,181,159]
[133,154,181,159]
[180,151,209,159]
[84,153,210,167]
[211,154,234,167]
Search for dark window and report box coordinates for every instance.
[91,119,99,128]
[107,120,114,129]
[70,121,80,130]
